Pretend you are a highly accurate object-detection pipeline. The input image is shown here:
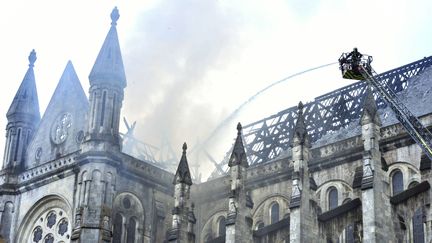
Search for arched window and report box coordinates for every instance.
[343,198,352,204]
[113,213,123,243]
[270,202,279,224]
[217,216,226,237]
[255,221,264,230]
[127,217,137,243]
[413,208,425,243]
[204,234,212,243]
[392,170,404,195]
[409,181,419,189]
[0,202,13,239]
[345,224,355,243]
[27,208,71,243]
[328,187,338,210]
[113,193,145,243]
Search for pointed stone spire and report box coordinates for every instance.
[360,86,381,125]
[173,142,193,185]
[228,122,249,168]
[3,50,40,170]
[59,61,82,90]
[291,101,310,148]
[7,49,40,122]
[89,6,126,88]
[83,7,127,152]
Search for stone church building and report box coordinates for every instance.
[1,7,432,243]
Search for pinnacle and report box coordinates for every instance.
[228,123,249,168]
[111,7,119,26]
[291,100,310,148]
[298,101,304,112]
[182,142,187,153]
[28,49,36,67]
[89,7,126,88]
[361,86,381,125]
[237,122,242,135]
[7,50,40,122]
[173,142,193,185]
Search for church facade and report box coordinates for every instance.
[0,7,431,243]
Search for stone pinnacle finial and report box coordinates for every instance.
[111,7,120,26]
[361,85,381,125]
[229,122,249,167]
[291,100,310,148]
[298,101,304,114]
[173,142,192,185]
[182,142,187,154]
[237,122,242,135]
[28,49,37,67]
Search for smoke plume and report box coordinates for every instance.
[122,0,244,178]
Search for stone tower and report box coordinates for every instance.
[71,7,126,243]
[225,123,254,243]
[167,143,196,243]
[289,102,318,242]
[3,50,40,172]
[82,6,126,153]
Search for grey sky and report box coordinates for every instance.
[1,0,431,178]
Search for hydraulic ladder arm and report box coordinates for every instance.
[358,65,432,161]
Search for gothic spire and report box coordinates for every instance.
[291,101,310,148]
[89,7,126,88]
[7,49,40,123]
[173,142,193,185]
[361,86,381,125]
[228,122,249,167]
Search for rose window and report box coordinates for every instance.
[50,113,72,144]
[28,208,71,243]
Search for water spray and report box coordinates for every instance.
[190,61,338,155]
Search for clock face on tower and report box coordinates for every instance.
[50,113,73,144]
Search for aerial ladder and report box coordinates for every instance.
[338,48,432,161]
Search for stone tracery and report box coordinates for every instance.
[28,208,71,243]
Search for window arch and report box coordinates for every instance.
[113,193,144,243]
[255,221,264,230]
[127,217,137,243]
[113,213,123,243]
[345,224,355,243]
[217,216,226,237]
[392,170,404,195]
[204,234,212,243]
[270,202,279,224]
[328,187,338,210]
[16,196,72,243]
[0,202,13,240]
[343,198,352,204]
[409,181,419,189]
[413,208,425,243]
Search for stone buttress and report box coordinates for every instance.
[166,143,196,243]
[288,102,319,242]
[225,123,254,243]
[360,87,395,242]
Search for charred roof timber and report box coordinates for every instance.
[241,56,432,165]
